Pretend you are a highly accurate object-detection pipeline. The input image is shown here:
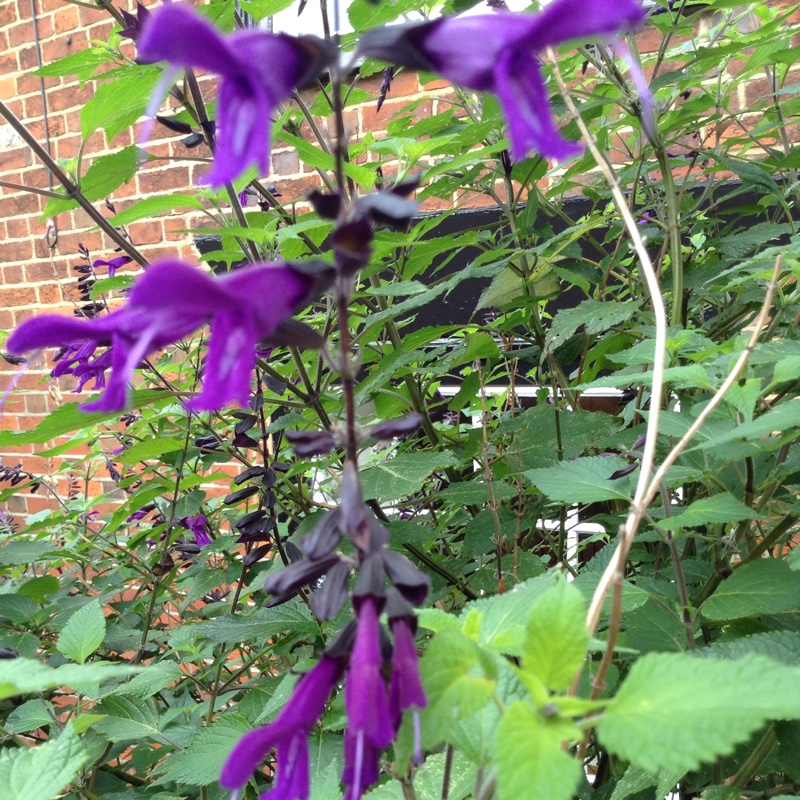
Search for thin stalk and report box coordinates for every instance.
[0,100,146,266]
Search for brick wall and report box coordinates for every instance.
[0,0,798,521]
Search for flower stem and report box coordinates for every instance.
[0,100,147,266]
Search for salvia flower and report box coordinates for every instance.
[358,0,646,161]
[181,514,212,547]
[93,255,133,277]
[138,4,337,187]
[220,654,345,800]
[7,259,333,413]
[344,597,395,800]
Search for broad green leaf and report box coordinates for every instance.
[7,698,56,734]
[238,0,296,21]
[43,146,140,217]
[522,579,588,691]
[659,493,761,531]
[115,437,186,465]
[624,599,688,653]
[0,540,56,565]
[692,402,800,453]
[460,573,558,656]
[91,274,135,299]
[34,48,113,79]
[57,600,106,664]
[0,659,138,700]
[155,715,250,785]
[573,571,649,617]
[526,456,630,503]
[0,723,88,800]
[476,263,559,309]
[598,653,800,773]
[700,631,800,665]
[174,603,318,645]
[420,628,496,747]
[361,452,459,502]
[109,661,184,698]
[0,392,168,446]
[495,702,582,800]
[548,299,640,350]
[17,576,59,603]
[81,69,161,142]
[702,559,800,621]
[93,695,162,742]
[110,193,206,226]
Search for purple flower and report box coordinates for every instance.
[389,616,426,765]
[138,5,336,187]
[119,1,150,42]
[220,655,344,799]
[358,0,645,161]
[344,598,394,800]
[93,256,133,277]
[181,514,212,547]
[51,342,112,393]
[7,259,332,413]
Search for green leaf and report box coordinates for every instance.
[692,402,800,454]
[110,193,206,227]
[0,723,88,800]
[109,661,184,698]
[548,300,640,350]
[57,600,106,664]
[522,579,588,691]
[701,631,800,665]
[460,573,558,656]
[155,715,250,785]
[81,69,161,142]
[598,653,800,774]
[702,559,800,621]
[174,603,318,646]
[659,494,761,531]
[361,452,459,502]
[0,392,169,446]
[43,146,140,217]
[0,540,56,565]
[91,274,135,299]
[476,263,559,309]
[34,48,113,79]
[93,695,162,742]
[7,698,56,734]
[526,456,630,503]
[238,0,296,22]
[0,659,138,700]
[17,576,59,603]
[115,437,186,465]
[624,599,688,653]
[420,628,496,748]
[495,702,582,800]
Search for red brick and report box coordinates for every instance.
[25,261,60,282]
[17,45,38,71]
[0,3,17,26]
[38,283,63,304]
[0,146,32,171]
[138,166,191,195]
[128,219,165,246]
[272,149,300,176]
[3,264,24,283]
[361,98,433,135]
[24,393,50,414]
[0,286,37,307]
[0,50,18,74]
[53,5,79,33]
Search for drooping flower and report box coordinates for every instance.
[358,0,646,161]
[51,341,112,393]
[344,598,395,800]
[220,655,344,800]
[181,514,212,547]
[7,259,333,413]
[138,4,337,187]
[93,255,132,277]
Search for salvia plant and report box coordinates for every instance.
[2,1,800,800]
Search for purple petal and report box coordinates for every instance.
[389,617,426,723]
[523,0,646,51]
[261,731,310,800]
[495,49,582,162]
[185,309,257,411]
[220,722,282,790]
[138,4,240,76]
[346,599,394,750]
[7,313,118,355]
